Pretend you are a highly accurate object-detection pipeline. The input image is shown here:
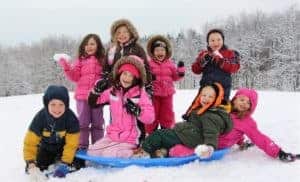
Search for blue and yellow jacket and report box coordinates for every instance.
[23,108,79,164]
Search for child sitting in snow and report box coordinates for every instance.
[135,82,233,158]
[169,88,298,162]
[87,55,154,158]
[144,35,185,134]
[23,85,80,178]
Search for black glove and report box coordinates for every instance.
[125,98,141,116]
[182,114,189,121]
[239,140,254,150]
[145,84,153,98]
[94,79,109,94]
[278,149,296,162]
[201,54,212,67]
[177,61,185,67]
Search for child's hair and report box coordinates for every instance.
[146,35,172,59]
[206,29,227,51]
[78,33,105,61]
[110,19,139,43]
[184,82,224,116]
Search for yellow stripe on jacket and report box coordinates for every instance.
[23,131,41,162]
[62,132,80,164]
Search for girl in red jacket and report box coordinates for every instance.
[145,35,185,134]
[191,29,240,101]
[55,34,105,149]
[169,88,298,162]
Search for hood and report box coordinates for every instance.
[232,88,258,116]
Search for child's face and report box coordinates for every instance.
[208,33,223,51]
[115,26,130,44]
[154,47,167,61]
[120,71,134,88]
[200,86,216,106]
[85,38,97,56]
[232,95,251,113]
[48,99,66,118]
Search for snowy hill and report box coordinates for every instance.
[0,90,299,182]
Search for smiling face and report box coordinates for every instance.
[84,37,97,56]
[208,32,224,51]
[199,86,216,106]
[153,46,167,61]
[232,95,251,114]
[120,71,135,88]
[115,26,131,44]
[48,99,66,118]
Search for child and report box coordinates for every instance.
[103,18,153,96]
[144,35,185,134]
[136,82,233,158]
[23,85,80,178]
[191,29,240,101]
[55,33,106,149]
[169,88,298,162]
[87,55,154,158]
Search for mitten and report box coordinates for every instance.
[213,50,223,58]
[94,79,109,94]
[177,61,185,67]
[145,84,153,98]
[200,53,212,67]
[125,98,141,116]
[239,140,254,151]
[53,163,70,178]
[53,53,71,62]
[278,149,296,162]
[194,144,214,159]
[177,61,185,77]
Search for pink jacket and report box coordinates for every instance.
[59,56,103,100]
[149,58,185,97]
[169,88,281,158]
[96,86,154,145]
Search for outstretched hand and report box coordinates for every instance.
[278,150,299,162]
[53,53,71,62]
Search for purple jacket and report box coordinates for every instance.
[96,86,154,144]
[149,58,185,97]
[59,56,103,100]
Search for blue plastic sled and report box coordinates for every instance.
[75,148,229,168]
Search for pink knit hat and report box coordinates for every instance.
[118,63,140,78]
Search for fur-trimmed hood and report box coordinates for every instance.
[112,55,147,86]
[146,35,172,59]
[110,19,139,42]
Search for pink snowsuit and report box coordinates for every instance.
[87,86,154,158]
[145,58,185,134]
[169,88,281,158]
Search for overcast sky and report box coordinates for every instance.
[1,0,299,46]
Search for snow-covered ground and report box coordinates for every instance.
[0,89,299,182]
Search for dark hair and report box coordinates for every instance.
[78,34,105,65]
[150,40,168,54]
[206,29,227,51]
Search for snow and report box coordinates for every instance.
[0,90,299,182]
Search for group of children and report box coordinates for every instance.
[23,18,298,178]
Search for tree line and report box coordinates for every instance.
[0,7,299,96]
